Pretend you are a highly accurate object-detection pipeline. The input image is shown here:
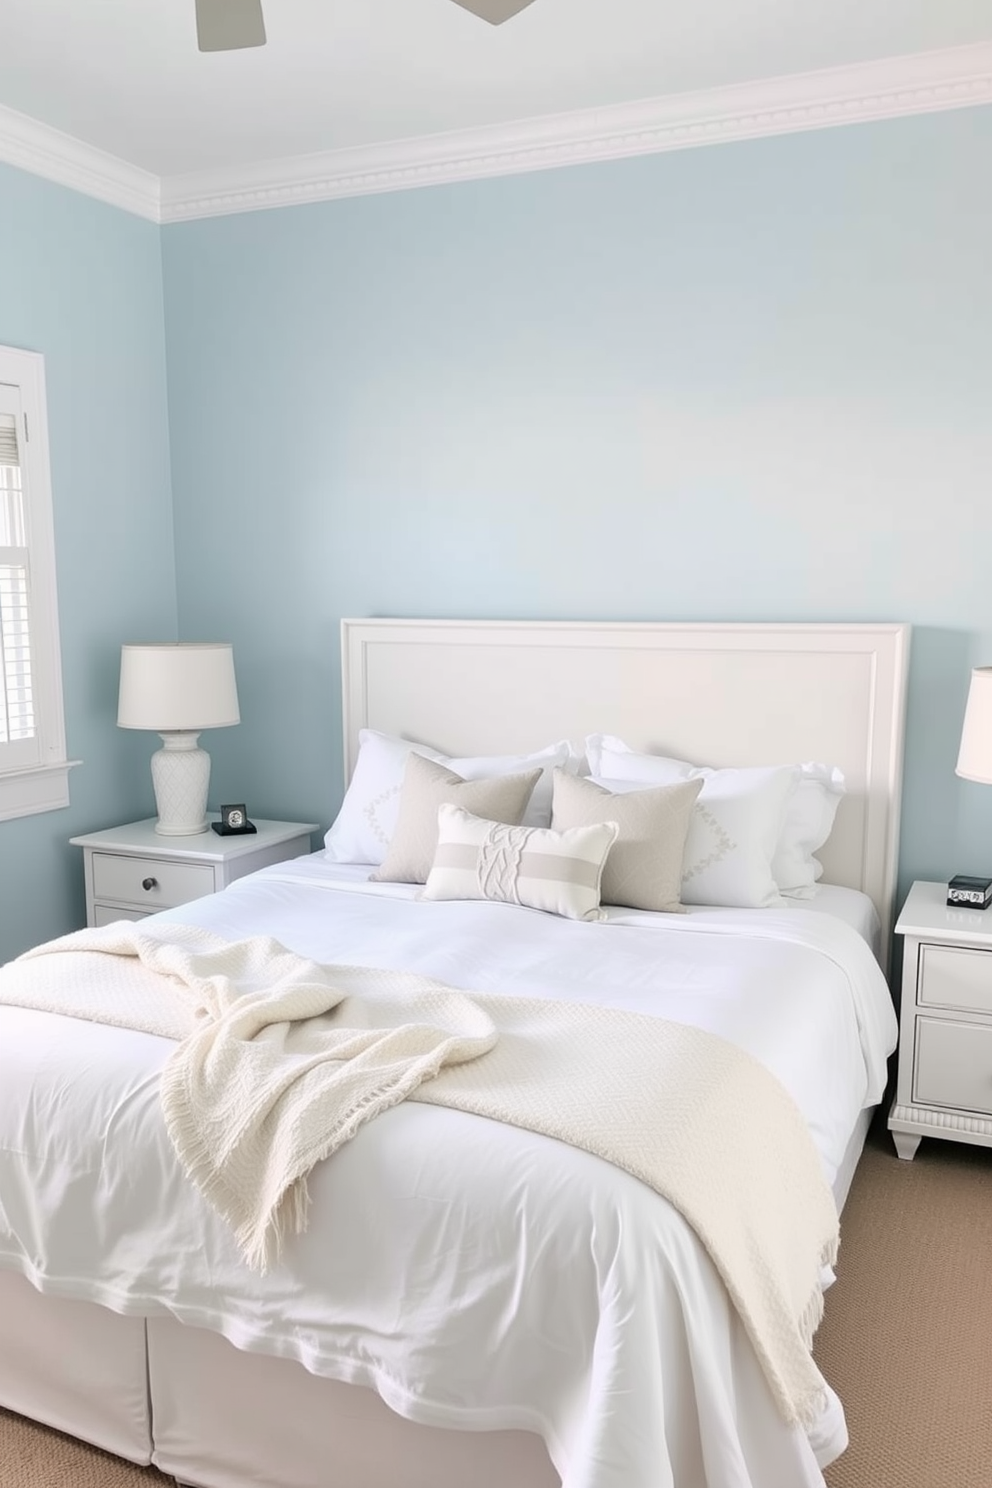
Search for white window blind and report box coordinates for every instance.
[0,412,35,749]
[0,349,73,821]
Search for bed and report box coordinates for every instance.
[0,618,909,1488]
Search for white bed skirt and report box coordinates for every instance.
[0,1106,872,1488]
[0,1271,151,1464]
[149,1318,558,1488]
[0,1272,559,1488]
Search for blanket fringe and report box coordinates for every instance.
[162,1090,311,1276]
[790,1232,842,1428]
[246,1179,312,1275]
[162,1045,465,1274]
[237,1074,424,1273]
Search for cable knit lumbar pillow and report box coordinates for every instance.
[370,753,542,886]
[421,805,619,921]
[550,769,703,913]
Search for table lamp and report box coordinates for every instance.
[956,667,992,786]
[117,643,240,835]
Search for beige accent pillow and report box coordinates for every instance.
[421,805,619,922]
[370,753,542,885]
[550,768,703,913]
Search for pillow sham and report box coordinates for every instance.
[370,754,542,885]
[586,733,845,901]
[772,762,846,898]
[550,769,702,913]
[585,736,799,908]
[421,804,619,922]
[324,730,580,864]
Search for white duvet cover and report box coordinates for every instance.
[0,858,897,1488]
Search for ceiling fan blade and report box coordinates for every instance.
[195,0,266,52]
[450,0,538,23]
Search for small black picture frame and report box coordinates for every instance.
[212,803,257,836]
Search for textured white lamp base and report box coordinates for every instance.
[151,731,211,835]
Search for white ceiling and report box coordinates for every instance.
[2,0,992,179]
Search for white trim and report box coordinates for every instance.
[11,353,66,769]
[0,43,990,224]
[0,759,80,822]
[160,41,992,221]
[0,101,160,222]
[0,346,77,822]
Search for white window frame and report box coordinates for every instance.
[0,345,75,821]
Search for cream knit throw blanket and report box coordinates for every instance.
[2,921,840,1429]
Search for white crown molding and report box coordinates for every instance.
[1,42,990,226]
[0,101,160,221]
[159,41,992,222]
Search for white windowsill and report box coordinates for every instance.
[0,759,82,822]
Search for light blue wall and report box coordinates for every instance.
[162,105,992,903]
[3,104,989,960]
[0,164,177,959]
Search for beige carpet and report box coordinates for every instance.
[816,1119,992,1488]
[0,1410,170,1487]
[2,1121,990,1487]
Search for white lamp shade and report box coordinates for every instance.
[956,667,992,785]
[118,644,240,732]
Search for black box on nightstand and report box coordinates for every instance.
[946,874,992,909]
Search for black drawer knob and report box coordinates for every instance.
[141,877,158,892]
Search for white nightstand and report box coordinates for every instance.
[889,879,992,1160]
[70,817,319,927]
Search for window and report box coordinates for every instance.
[0,346,73,820]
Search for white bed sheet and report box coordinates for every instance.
[788,883,881,955]
[0,858,897,1488]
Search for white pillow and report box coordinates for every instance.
[772,763,846,899]
[421,805,619,922]
[324,730,581,864]
[585,735,797,909]
[586,736,844,901]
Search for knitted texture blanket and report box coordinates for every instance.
[3,920,840,1429]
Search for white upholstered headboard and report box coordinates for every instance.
[341,619,910,950]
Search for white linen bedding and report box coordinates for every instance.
[790,882,881,954]
[0,857,897,1488]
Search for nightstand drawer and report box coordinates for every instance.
[915,1017,992,1116]
[91,853,215,910]
[93,905,149,927]
[918,943,992,1015]
[73,818,318,930]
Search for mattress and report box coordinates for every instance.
[0,857,897,1488]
